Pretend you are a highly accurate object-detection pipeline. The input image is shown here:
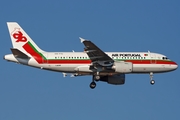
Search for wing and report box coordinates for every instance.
[80,37,114,66]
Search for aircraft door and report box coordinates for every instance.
[150,53,156,64]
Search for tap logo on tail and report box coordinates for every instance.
[12,28,27,42]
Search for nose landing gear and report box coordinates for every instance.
[150,72,155,85]
[150,80,155,85]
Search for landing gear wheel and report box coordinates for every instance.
[150,80,155,85]
[90,82,96,89]
[94,75,100,81]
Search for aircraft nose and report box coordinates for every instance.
[172,61,178,70]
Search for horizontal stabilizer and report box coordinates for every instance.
[10,48,30,59]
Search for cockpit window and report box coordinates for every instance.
[162,57,169,60]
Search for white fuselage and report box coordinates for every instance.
[4,52,178,75]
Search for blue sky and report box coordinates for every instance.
[0,0,180,120]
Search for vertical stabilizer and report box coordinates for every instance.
[7,22,45,54]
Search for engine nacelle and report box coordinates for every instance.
[100,74,125,85]
[74,65,92,72]
[113,61,133,73]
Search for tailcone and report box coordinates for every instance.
[4,54,18,63]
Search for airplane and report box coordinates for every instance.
[4,22,178,89]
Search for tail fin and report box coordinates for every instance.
[7,22,45,54]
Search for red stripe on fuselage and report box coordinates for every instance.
[47,60,91,64]
[125,60,177,65]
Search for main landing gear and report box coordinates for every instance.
[90,81,96,89]
[150,72,155,85]
[90,75,100,89]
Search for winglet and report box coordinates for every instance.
[79,37,85,43]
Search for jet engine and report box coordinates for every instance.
[100,74,125,85]
[112,61,133,73]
